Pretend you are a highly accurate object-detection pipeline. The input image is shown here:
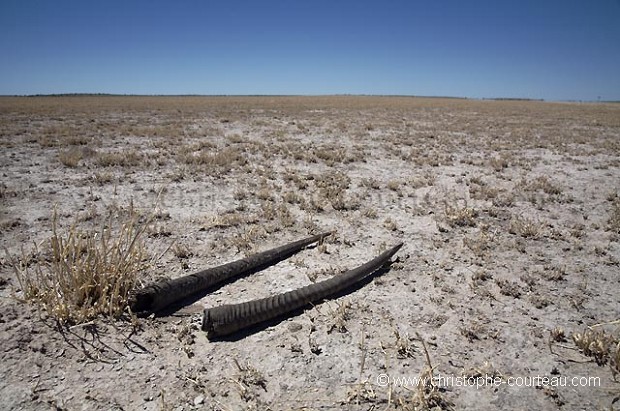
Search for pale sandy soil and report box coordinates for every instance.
[1,96,619,410]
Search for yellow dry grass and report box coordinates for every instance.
[10,208,148,324]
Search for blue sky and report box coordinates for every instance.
[1,0,619,100]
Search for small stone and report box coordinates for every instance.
[288,322,303,332]
[194,395,205,406]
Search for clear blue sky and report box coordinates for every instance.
[1,0,619,100]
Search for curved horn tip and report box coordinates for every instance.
[386,242,404,257]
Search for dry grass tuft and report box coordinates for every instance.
[463,226,496,258]
[608,198,620,233]
[572,328,618,366]
[612,342,620,380]
[383,217,399,231]
[549,327,567,343]
[444,205,478,227]
[528,176,563,196]
[394,329,416,359]
[231,359,268,402]
[327,300,352,333]
[234,359,267,389]
[398,334,454,410]
[509,215,543,238]
[178,146,247,175]
[542,264,566,281]
[204,211,258,230]
[10,208,148,324]
[495,278,522,298]
[97,150,142,167]
[172,243,193,259]
[58,148,83,168]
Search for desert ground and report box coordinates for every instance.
[0,96,619,410]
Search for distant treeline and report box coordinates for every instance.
[4,94,615,103]
[24,93,119,97]
[14,93,473,100]
[482,97,545,102]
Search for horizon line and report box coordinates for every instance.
[1,93,618,103]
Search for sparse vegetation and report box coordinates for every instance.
[1,96,619,410]
[572,328,619,370]
[58,148,84,168]
[444,205,478,227]
[172,243,193,259]
[383,217,399,231]
[327,300,352,333]
[10,208,148,324]
[509,215,543,238]
[608,198,620,233]
[231,359,268,403]
[495,278,522,298]
[399,334,455,410]
[178,146,247,174]
[97,150,142,167]
[463,225,496,258]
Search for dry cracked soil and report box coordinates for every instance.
[1,96,619,410]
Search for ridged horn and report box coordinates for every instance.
[202,242,403,338]
[129,232,332,316]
